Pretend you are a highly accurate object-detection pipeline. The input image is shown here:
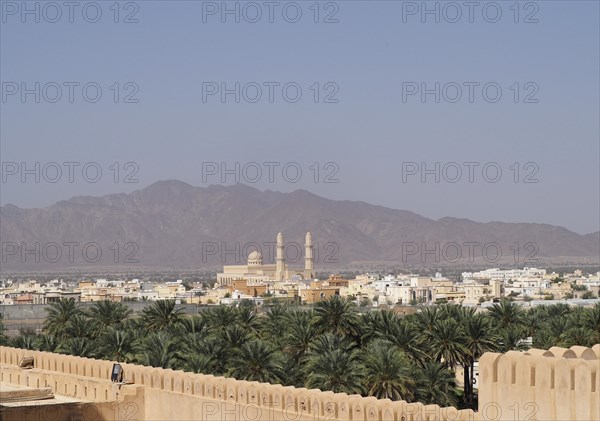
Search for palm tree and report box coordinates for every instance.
[65,314,95,339]
[11,329,37,350]
[227,340,284,383]
[43,299,82,338]
[462,313,499,405]
[203,305,238,332]
[532,326,555,350]
[283,309,314,333]
[413,306,441,333]
[309,332,356,355]
[180,329,205,354]
[222,325,252,350]
[0,314,7,346]
[99,328,136,362]
[304,347,364,394]
[261,306,290,346]
[546,317,569,344]
[312,296,361,339]
[87,300,132,332]
[561,327,595,348]
[440,303,468,322]
[282,321,318,361]
[278,310,319,387]
[36,334,60,352]
[362,341,416,401]
[180,353,216,374]
[278,354,307,388]
[584,303,600,343]
[174,315,207,336]
[186,335,229,375]
[544,303,572,319]
[487,299,525,330]
[415,362,459,407]
[455,305,477,320]
[236,303,262,334]
[425,319,468,370]
[358,311,380,345]
[58,338,95,357]
[137,332,180,368]
[496,327,529,353]
[381,318,427,363]
[122,317,147,343]
[523,306,548,337]
[141,300,184,331]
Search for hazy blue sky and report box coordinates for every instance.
[1,0,599,234]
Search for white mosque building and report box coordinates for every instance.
[216,232,314,286]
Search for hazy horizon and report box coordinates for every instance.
[2,1,599,235]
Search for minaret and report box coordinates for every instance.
[275,232,285,281]
[304,232,314,279]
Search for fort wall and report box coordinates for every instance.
[2,344,599,420]
[479,344,600,421]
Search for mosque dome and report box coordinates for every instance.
[247,251,263,265]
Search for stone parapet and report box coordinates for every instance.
[1,346,477,420]
[3,344,599,420]
[479,345,600,421]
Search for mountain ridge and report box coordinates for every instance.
[1,180,598,270]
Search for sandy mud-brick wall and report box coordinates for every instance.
[1,346,144,420]
[117,361,478,421]
[478,344,600,421]
[2,345,477,421]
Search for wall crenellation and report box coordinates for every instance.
[2,344,600,420]
[1,345,478,420]
[479,344,600,421]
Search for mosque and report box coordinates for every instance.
[216,232,314,286]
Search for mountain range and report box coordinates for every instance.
[1,180,598,271]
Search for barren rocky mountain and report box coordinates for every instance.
[1,180,598,271]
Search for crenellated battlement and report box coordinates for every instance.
[2,345,599,420]
[479,344,600,421]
